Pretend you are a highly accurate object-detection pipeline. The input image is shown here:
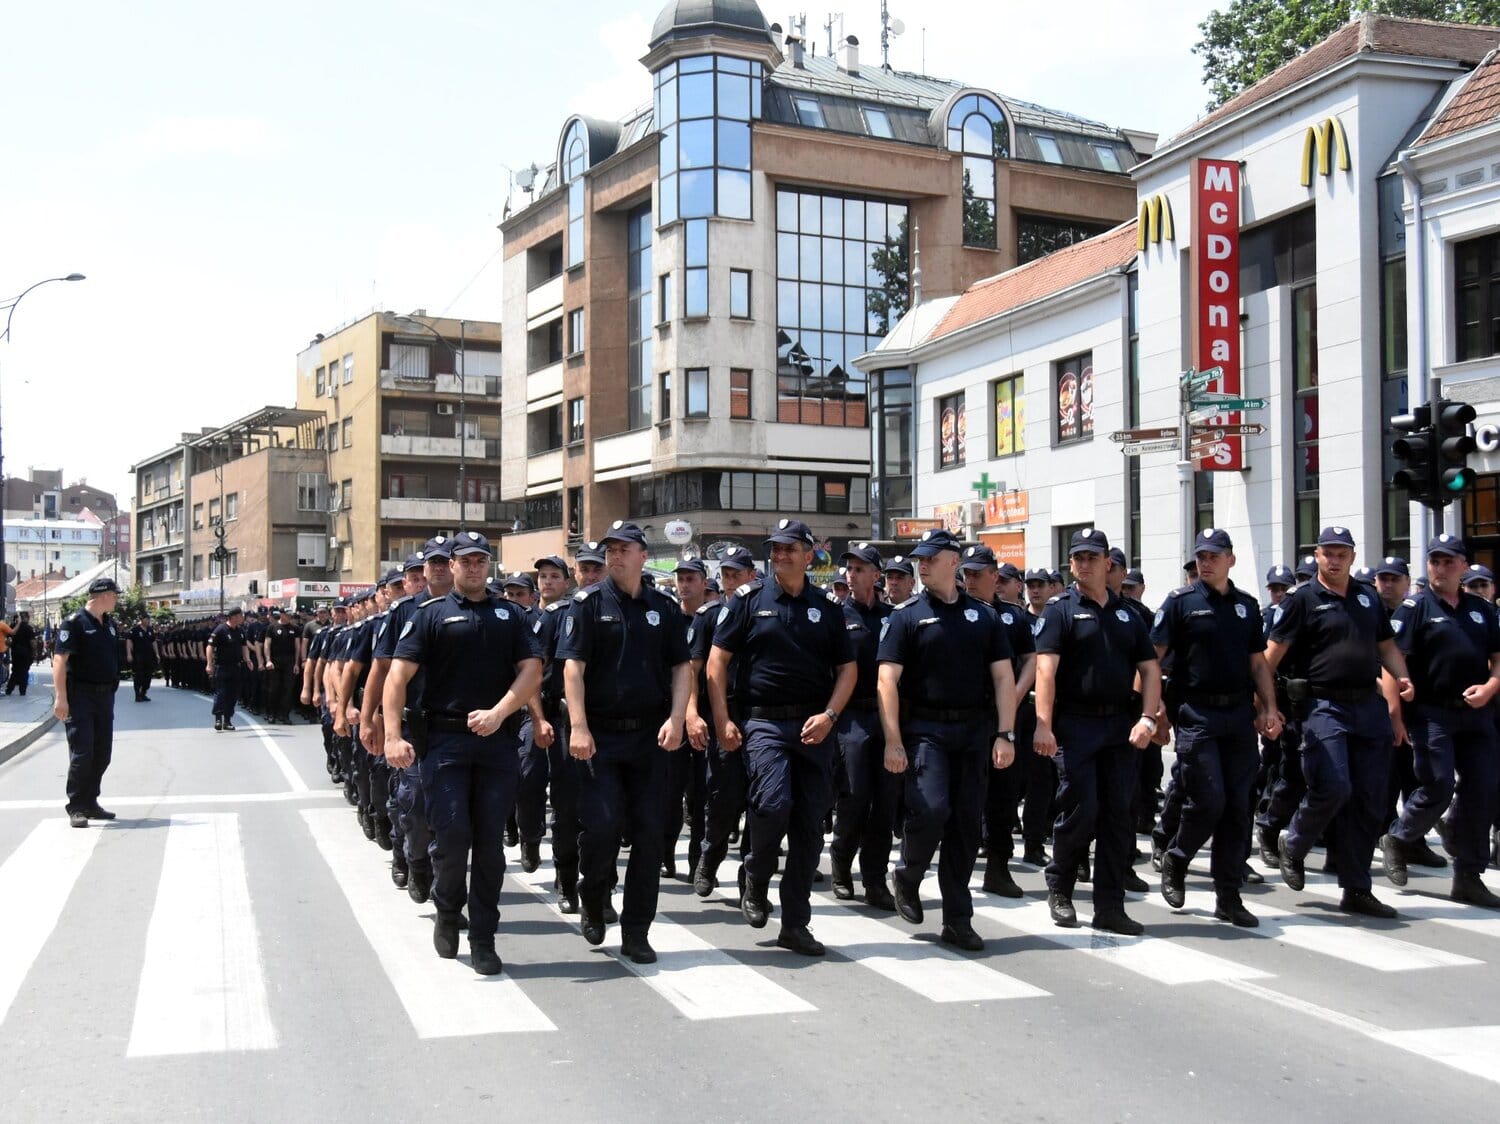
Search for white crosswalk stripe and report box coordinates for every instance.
[0,819,103,1028]
[1298,874,1500,940]
[127,813,277,1056]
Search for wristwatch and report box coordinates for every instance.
[995,730,1015,743]
[823,708,839,722]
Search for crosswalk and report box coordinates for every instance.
[3,808,1500,1087]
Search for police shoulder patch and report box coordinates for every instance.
[419,595,444,607]
[1391,619,1405,634]
[1402,598,1418,608]
[879,617,891,640]
[532,618,543,634]
[399,621,414,640]
[1153,609,1165,627]
[737,581,763,598]
[717,606,730,626]
[895,595,920,609]
[696,602,715,615]
[574,586,597,602]
[546,600,566,613]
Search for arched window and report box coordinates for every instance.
[561,121,588,267]
[946,94,1008,249]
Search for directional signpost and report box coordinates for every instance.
[1180,365,1224,390]
[1110,427,1179,444]
[1121,439,1179,456]
[1193,422,1266,438]
[1190,396,1269,412]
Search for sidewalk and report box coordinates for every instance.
[0,663,59,767]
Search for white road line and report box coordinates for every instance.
[127,813,277,1056]
[1298,875,1500,941]
[1142,888,1482,972]
[301,809,554,1037]
[0,791,345,811]
[1372,1024,1500,1085]
[237,716,309,793]
[971,894,1270,984]
[0,819,103,1027]
[517,843,814,1020]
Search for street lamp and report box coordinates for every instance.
[386,314,471,530]
[0,273,86,618]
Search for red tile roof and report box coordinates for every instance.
[1171,15,1500,145]
[1419,48,1500,142]
[929,222,1138,342]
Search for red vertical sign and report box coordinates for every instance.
[1191,158,1242,471]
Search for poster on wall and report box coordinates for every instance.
[1056,358,1093,441]
[939,398,966,468]
[994,377,1025,456]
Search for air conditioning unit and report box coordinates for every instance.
[962,500,985,533]
[436,403,455,415]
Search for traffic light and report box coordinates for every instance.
[1433,397,1477,505]
[1391,405,1435,507]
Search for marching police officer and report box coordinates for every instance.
[263,608,300,723]
[662,557,710,879]
[207,606,249,732]
[1152,529,1281,927]
[558,521,690,964]
[1266,526,1412,920]
[1255,564,1304,868]
[124,616,157,702]
[384,530,542,976]
[828,542,898,910]
[883,555,916,607]
[1380,535,1500,909]
[1034,528,1162,935]
[53,576,123,828]
[878,529,1016,951]
[709,518,855,956]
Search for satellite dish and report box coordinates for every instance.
[515,163,538,192]
[889,17,905,35]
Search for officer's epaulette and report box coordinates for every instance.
[825,589,841,603]
[1401,597,1418,608]
[736,580,763,597]
[418,595,444,608]
[895,595,920,609]
[1045,595,1064,605]
[545,599,567,613]
[696,601,716,615]
[574,583,601,601]
[1165,587,1184,599]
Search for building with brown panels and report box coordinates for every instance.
[293,311,511,582]
[497,0,1151,567]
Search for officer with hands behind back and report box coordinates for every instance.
[53,577,123,828]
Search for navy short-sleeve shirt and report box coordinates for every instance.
[1035,587,1156,706]
[877,591,1013,709]
[1391,588,1500,699]
[842,595,893,701]
[392,591,542,715]
[56,608,119,685]
[1268,579,1394,690]
[1150,580,1264,694]
[556,577,690,721]
[712,579,853,708]
[209,623,247,666]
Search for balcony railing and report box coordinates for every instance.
[381,434,501,459]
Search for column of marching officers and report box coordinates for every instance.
[290,519,1500,977]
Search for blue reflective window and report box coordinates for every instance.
[654,54,755,223]
[679,169,714,218]
[718,170,751,219]
[679,119,714,168]
[717,120,751,169]
[717,73,750,120]
[659,174,678,225]
[685,268,708,317]
[659,77,677,127]
[678,55,712,73]
[685,219,708,266]
[679,73,714,119]
[794,96,825,127]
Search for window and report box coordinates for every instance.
[225,493,238,521]
[730,269,751,318]
[627,204,654,430]
[567,308,585,355]
[192,555,204,581]
[340,479,352,510]
[226,551,238,576]
[567,396,586,444]
[686,368,709,417]
[387,474,429,499]
[315,366,326,397]
[1033,134,1063,163]
[946,94,1008,248]
[192,503,204,530]
[1091,143,1123,173]
[730,368,752,419]
[297,473,327,511]
[388,342,430,380]
[561,119,587,267]
[775,188,901,427]
[793,96,825,128]
[1195,471,1215,535]
[341,417,353,449]
[628,470,870,518]
[209,552,221,579]
[658,274,673,324]
[314,426,326,450]
[1294,283,1320,556]
[1054,352,1094,444]
[209,498,221,524]
[1241,207,1316,295]
[654,54,760,223]
[659,371,672,422]
[1456,231,1500,361]
[992,374,1025,457]
[567,486,583,536]
[684,219,708,317]
[297,533,327,568]
[527,320,564,371]
[388,408,429,437]
[528,405,564,454]
[936,392,966,469]
[342,354,353,385]
[862,106,893,138]
[1017,214,1112,265]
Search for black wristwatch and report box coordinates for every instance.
[995,730,1015,743]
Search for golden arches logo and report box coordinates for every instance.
[1136,194,1174,250]
[1299,117,1351,186]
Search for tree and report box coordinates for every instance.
[867,217,911,336]
[960,167,997,249]
[1194,0,1500,111]
[58,583,174,628]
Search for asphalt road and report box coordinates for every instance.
[1,682,1498,1123]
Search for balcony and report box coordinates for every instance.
[527,449,564,489]
[379,370,501,398]
[527,273,564,324]
[381,434,502,459]
[379,498,492,522]
[527,362,564,404]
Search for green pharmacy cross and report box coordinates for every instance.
[971,473,999,499]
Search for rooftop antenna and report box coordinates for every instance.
[823,11,843,57]
[880,0,905,70]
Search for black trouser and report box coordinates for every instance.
[742,717,835,930]
[212,666,241,720]
[267,663,296,718]
[701,737,750,878]
[895,716,991,925]
[6,658,33,696]
[65,685,116,812]
[1165,699,1259,894]
[661,740,707,867]
[984,702,1049,856]
[577,726,667,934]
[1046,712,1137,909]
[543,709,578,891]
[831,708,899,887]
[515,713,550,843]
[132,660,155,700]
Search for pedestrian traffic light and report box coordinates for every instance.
[1391,405,1435,507]
[1433,397,1477,505]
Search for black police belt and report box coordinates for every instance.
[590,713,664,733]
[1309,685,1377,704]
[423,710,475,734]
[1416,695,1471,712]
[906,704,990,724]
[67,679,116,693]
[1056,700,1134,719]
[746,704,816,721]
[1178,688,1253,709]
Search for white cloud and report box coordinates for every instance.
[566,11,655,121]
[97,115,284,169]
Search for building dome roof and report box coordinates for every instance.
[649,0,772,48]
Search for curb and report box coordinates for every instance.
[0,691,59,769]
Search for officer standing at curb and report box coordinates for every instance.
[828,542,898,910]
[383,530,542,977]
[264,608,300,723]
[1035,528,1162,936]
[207,607,249,732]
[1380,534,1500,909]
[1266,525,1411,920]
[125,616,157,703]
[1152,529,1281,928]
[53,576,122,829]
[878,529,1016,951]
[558,521,691,965]
[709,518,856,957]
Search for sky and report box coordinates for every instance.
[0,0,1224,508]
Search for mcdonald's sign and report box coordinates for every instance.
[1136,193,1174,250]
[1299,116,1351,186]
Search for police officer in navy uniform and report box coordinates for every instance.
[1254,564,1304,868]
[125,616,157,702]
[883,555,916,607]
[660,556,711,879]
[1034,528,1162,935]
[512,556,571,877]
[1152,529,1281,927]
[689,545,758,896]
[709,518,855,956]
[1380,535,1500,908]
[53,577,123,828]
[207,606,249,732]
[1266,525,1412,920]
[879,529,1016,950]
[828,542,898,910]
[558,521,691,964]
[263,608,300,723]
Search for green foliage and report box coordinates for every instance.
[960,167,997,249]
[867,217,911,336]
[57,583,173,627]
[1194,0,1500,111]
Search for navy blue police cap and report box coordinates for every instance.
[673,557,707,576]
[601,520,647,546]
[1462,563,1495,585]
[1317,525,1355,548]
[718,546,756,571]
[998,562,1024,581]
[403,553,426,572]
[1068,527,1109,557]
[764,518,815,547]
[421,535,453,561]
[1108,547,1128,569]
[1123,568,1144,587]
[910,528,962,558]
[1194,527,1233,554]
[534,554,570,574]
[1424,536,1465,560]
[883,554,915,577]
[959,544,998,570]
[841,541,883,568]
[1265,565,1294,587]
[575,541,605,564]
